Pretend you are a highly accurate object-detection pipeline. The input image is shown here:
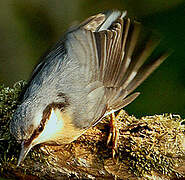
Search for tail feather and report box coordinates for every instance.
[110,92,140,112]
[126,52,170,95]
[120,37,160,89]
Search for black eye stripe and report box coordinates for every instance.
[24,107,51,145]
[25,100,69,144]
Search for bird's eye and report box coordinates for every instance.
[38,125,43,132]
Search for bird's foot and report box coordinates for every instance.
[107,112,120,161]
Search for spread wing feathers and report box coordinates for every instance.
[66,11,168,115]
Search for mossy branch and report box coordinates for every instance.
[0,81,184,180]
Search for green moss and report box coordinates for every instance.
[116,112,185,178]
[0,81,26,174]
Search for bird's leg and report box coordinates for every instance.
[107,112,119,160]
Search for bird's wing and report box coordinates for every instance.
[65,11,169,128]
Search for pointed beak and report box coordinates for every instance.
[17,141,34,166]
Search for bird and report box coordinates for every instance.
[10,10,169,166]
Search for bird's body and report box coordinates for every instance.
[10,10,168,165]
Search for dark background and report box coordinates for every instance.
[0,1,184,118]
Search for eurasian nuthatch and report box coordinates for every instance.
[10,10,168,166]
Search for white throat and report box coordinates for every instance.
[33,108,64,146]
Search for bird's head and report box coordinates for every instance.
[10,91,84,166]
[10,97,63,165]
